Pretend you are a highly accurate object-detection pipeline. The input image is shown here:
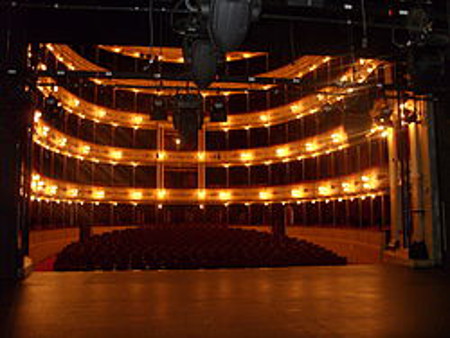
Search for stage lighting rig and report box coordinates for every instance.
[151,97,168,121]
[398,4,449,93]
[210,99,227,123]
[173,0,262,89]
[172,94,204,146]
[373,106,393,128]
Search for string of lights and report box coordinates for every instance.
[33,114,390,167]
[98,45,267,63]
[30,167,388,206]
[36,58,381,132]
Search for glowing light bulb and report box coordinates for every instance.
[67,189,79,198]
[305,142,317,152]
[318,186,331,196]
[81,145,91,155]
[93,190,105,199]
[198,190,206,200]
[197,152,206,161]
[157,189,166,199]
[291,189,303,198]
[132,115,143,125]
[259,115,269,122]
[45,185,58,195]
[290,104,301,113]
[42,126,50,137]
[219,191,231,201]
[276,147,289,157]
[130,191,143,200]
[259,191,271,200]
[58,138,67,147]
[240,152,253,162]
[110,150,122,160]
[331,133,344,143]
[381,130,390,138]
[34,111,42,123]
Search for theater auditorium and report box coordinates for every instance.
[2,1,450,337]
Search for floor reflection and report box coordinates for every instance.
[2,266,450,337]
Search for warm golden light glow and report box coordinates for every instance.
[290,104,301,113]
[132,115,143,125]
[34,110,42,123]
[276,147,289,157]
[291,189,303,198]
[58,138,67,147]
[331,133,345,143]
[93,190,105,199]
[259,191,271,200]
[305,142,317,152]
[110,150,123,160]
[197,152,206,161]
[240,152,253,162]
[342,182,354,193]
[318,186,331,196]
[197,190,206,200]
[219,191,231,201]
[67,188,79,198]
[81,145,91,155]
[130,191,143,200]
[157,189,167,199]
[45,185,58,195]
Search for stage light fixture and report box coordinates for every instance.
[45,95,57,107]
[210,100,227,122]
[151,98,167,121]
[173,94,204,146]
[208,0,262,52]
[189,39,218,89]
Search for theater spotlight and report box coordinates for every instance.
[187,39,219,89]
[45,95,57,107]
[373,106,393,127]
[210,100,227,122]
[408,35,448,93]
[151,97,167,121]
[208,0,262,52]
[173,94,204,147]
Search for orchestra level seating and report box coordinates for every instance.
[54,226,347,271]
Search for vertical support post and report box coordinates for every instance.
[198,129,206,223]
[408,121,426,244]
[0,22,32,280]
[415,99,443,264]
[387,121,403,247]
[156,124,164,223]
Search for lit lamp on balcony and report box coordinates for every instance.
[93,190,105,200]
[259,191,271,200]
[129,191,143,201]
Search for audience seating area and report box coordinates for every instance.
[54,226,347,271]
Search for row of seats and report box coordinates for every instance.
[54,226,346,271]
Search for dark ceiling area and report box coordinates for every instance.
[1,0,448,61]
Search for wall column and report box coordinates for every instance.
[0,24,32,280]
[413,99,444,264]
[156,124,165,223]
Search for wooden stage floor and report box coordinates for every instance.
[2,265,450,337]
